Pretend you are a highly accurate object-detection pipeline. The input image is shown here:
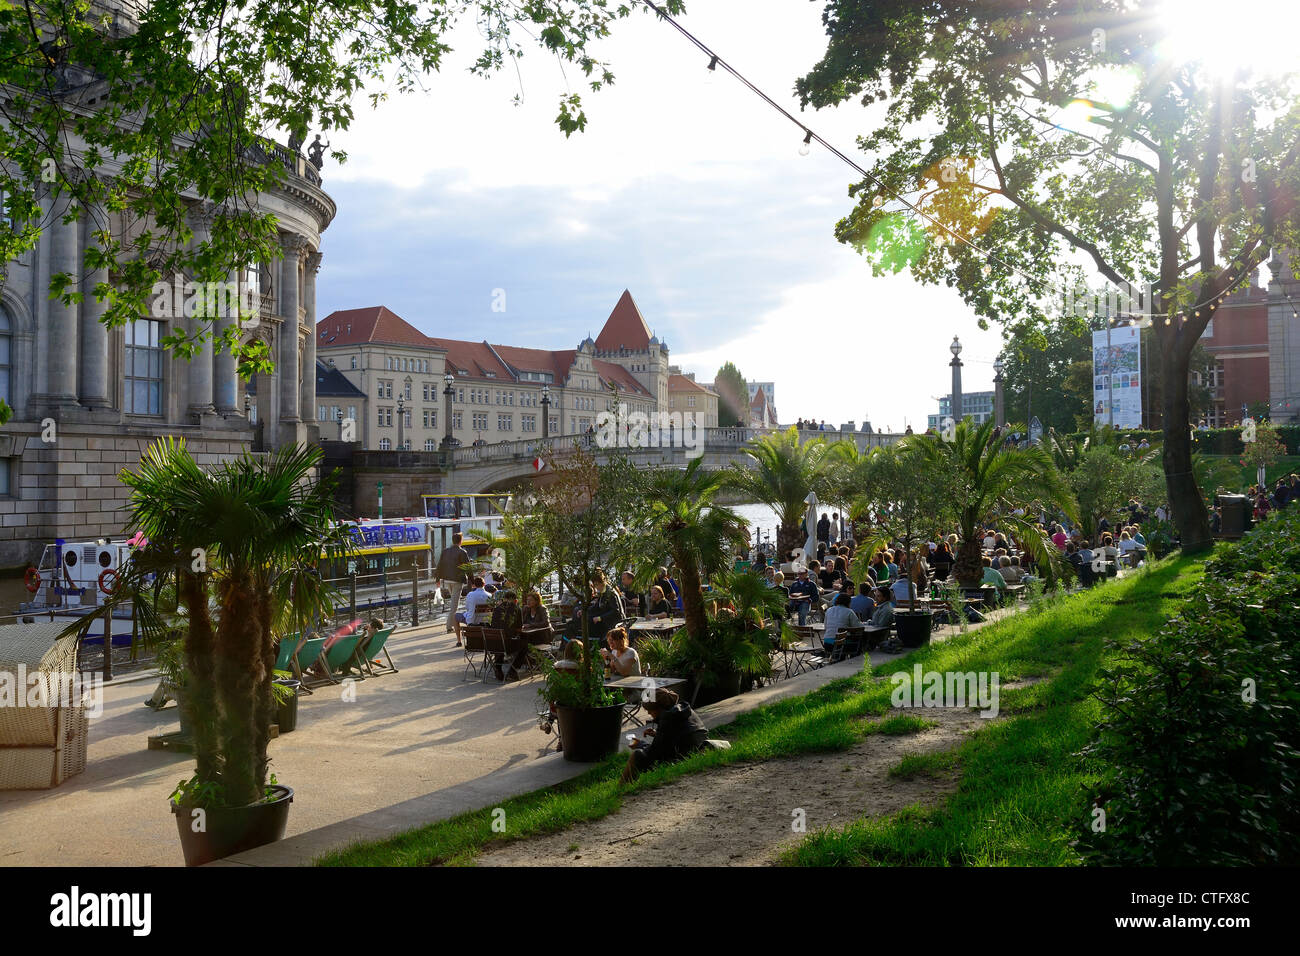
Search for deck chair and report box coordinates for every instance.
[462,625,488,681]
[292,634,327,693]
[359,626,397,676]
[303,632,366,689]
[273,632,301,673]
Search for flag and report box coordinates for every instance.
[533,456,545,471]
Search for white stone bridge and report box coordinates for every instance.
[443,427,903,492]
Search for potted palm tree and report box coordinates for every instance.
[915,419,1078,589]
[62,438,351,865]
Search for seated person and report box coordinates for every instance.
[849,581,876,619]
[999,555,1023,583]
[520,590,554,640]
[489,590,524,682]
[821,593,863,655]
[454,576,490,645]
[653,567,678,607]
[1116,530,1140,565]
[600,627,641,678]
[619,688,709,784]
[869,587,896,627]
[644,585,674,619]
[980,556,1008,591]
[786,568,820,626]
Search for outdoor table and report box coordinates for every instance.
[604,675,687,728]
[629,617,685,634]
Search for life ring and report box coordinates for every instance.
[98,568,118,594]
[24,567,41,593]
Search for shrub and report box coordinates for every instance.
[1077,508,1300,865]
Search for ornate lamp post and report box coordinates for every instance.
[949,336,964,424]
[540,384,551,441]
[396,395,405,450]
[440,373,456,449]
[993,356,1005,427]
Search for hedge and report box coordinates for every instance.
[1065,425,1300,456]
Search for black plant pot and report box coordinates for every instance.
[171,785,294,866]
[556,704,623,762]
[688,670,744,708]
[896,611,933,648]
[274,679,301,734]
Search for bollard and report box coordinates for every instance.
[350,572,357,622]
[412,569,420,626]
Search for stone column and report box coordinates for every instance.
[46,189,80,407]
[78,201,111,408]
[301,250,321,425]
[278,234,305,432]
[214,268,240,415]
[185,203,215,419]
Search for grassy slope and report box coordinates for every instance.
[319,557,1202,866]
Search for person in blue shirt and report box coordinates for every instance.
[849,581,876,619]
[821,593,862,655]
[787,568,820,626]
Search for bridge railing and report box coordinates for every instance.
[448,427,900,467]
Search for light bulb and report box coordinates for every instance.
[981,264,992,277]
[799,131,812,156]
[872,194,884,208]
[706,55,718,84]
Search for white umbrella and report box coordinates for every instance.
[800,492,819,569]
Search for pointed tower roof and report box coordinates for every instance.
[594,289,652,352]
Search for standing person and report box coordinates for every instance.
[830,513,840,545]
[618,570,644,619]
[582,570,625,645]
[436,532,472,644]
[817,511,831,546]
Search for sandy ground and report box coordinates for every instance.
[478,706,990,867]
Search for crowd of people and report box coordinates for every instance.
[1230,473,1300,527]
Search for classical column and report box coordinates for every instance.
[46,189,80,406]
[214,268,240,415]
[300,250,321,425]
[277,234,305,429]
[78,200,111,408]
[185,203,215,419]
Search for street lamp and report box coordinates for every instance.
[949,336,964,425]
[396,395,405,450]
[440,373,456,449]
[540,384,551,441]
[993,356,1006,427]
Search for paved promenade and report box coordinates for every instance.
[0,607,1018,866]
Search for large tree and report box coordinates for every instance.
[0,0,682,376]
[798,0,1300,552]
[713,361,749,427]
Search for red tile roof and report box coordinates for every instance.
[595,360,652,397]
[595,289,653,352]
[317,307,443,349]
[668,373,715,395]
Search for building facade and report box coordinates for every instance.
[666,369,719,428]
[0,9,333,566]
[1196,281,1270,427]
[1268,250,1300,424]
[315,291,666,451]
[927,390,995,430]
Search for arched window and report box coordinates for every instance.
[0,303,11,406]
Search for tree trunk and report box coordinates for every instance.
[952,536,983,587]
[252,581,275,793]
[776,521,803,562]
[675,547,708,641]
[216,574,261,806]
[1160,345,1212,552]
[179,571,219,784]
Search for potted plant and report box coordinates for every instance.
[63,438,351,865]
[532,448,646,761]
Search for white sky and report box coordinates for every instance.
[319,0,1006,429]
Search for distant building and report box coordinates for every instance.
[927,391,995,429]
[748,385,777,428]
[1197,280,1269,427]
[666,367,718,427]
[746,381,775,409]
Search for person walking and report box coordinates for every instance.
[436,532,472,646]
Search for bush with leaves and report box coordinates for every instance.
[1077,510,1300,865]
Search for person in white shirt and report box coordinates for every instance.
[982,530,997,550]
[1117,530,1140,565]
[830,514,840,544]
[455,577,491,642]
[821,593,863,656]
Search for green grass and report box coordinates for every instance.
[317,557,1204,867]
[780,556,1204,866]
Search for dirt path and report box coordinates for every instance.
[478,706,990,867]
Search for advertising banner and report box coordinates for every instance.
[1092,327,1143,428]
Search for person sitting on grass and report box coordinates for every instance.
[618,688,708,785]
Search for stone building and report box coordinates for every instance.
[1267,250,1300,424]
[0,7,334,566]
[666,369,719,428]
[315,292,664,450]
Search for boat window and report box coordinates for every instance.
[456,496,474,517]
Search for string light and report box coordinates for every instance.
[643,0,1282,323]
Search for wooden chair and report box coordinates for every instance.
[462,625,488,681]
